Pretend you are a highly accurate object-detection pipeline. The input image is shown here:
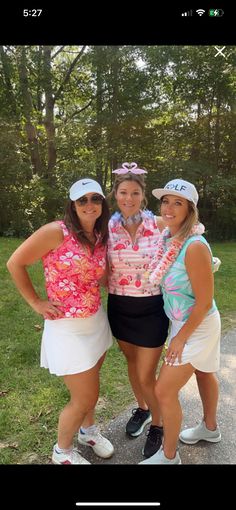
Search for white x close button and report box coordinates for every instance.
[214,46,226,58]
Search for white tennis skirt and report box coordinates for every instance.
[168,310,221,372]
[40,305,113,376]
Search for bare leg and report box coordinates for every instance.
[136,345,164,426]
[118,340,148,410]
[195,370,219,430]
[58,361,101,449]
[156,363,195,459]
[81,353,106,429]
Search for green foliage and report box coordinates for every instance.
[0,45,236,237]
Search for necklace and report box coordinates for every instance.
[120,212,142,227]
[149,223,205,285]
[111,209,154,227]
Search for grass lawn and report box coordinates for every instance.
[0,237,235,464]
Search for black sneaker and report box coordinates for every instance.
[126,408,152,437]
[142,425,163,457]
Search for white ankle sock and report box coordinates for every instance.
[55,443,73,454]
[80,425,97,435]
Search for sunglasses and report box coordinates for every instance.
[76,194,104,206]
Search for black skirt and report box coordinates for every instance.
[107,294,169,348]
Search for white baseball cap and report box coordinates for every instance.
[152,179,199,206]
[69,178,105,201]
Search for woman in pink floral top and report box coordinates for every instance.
[107,163,169,460]
[7,178,114,465]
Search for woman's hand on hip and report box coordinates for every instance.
[31,298,64,319]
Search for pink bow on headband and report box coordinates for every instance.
[112,162,147,175]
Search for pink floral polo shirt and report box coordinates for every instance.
[107,210,162,297]
[42,221,106,318]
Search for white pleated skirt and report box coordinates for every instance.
[40,305,113,376]
[168,310,221,372]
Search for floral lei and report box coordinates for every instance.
[149,223,205,285]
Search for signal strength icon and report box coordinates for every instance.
[196,9,206,16]
[181,10,193,16]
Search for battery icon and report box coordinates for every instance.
[208,9,224,17]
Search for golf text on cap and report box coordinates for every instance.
[165,183,187,192]
[152,179,199,205]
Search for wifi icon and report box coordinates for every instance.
[196,9,205,16]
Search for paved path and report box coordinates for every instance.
[78,328,236,464]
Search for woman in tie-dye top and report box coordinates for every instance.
[107,165,169,459]
[140,179,221,466]
[7,178,114,465]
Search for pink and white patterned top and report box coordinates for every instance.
[107,211,162,297]
[42,221,107,318]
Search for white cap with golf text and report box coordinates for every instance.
[152,179,199,206]
[69,179,105,201]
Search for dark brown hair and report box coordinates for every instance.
[64,199,110,248]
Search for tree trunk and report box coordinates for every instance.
[0,46,17,116]
[17,46,43,176]
[214,91,221,169]
[43,46,56,180]
[107,46,120,183]
[110,46,119,172]
[94,46,104,186]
